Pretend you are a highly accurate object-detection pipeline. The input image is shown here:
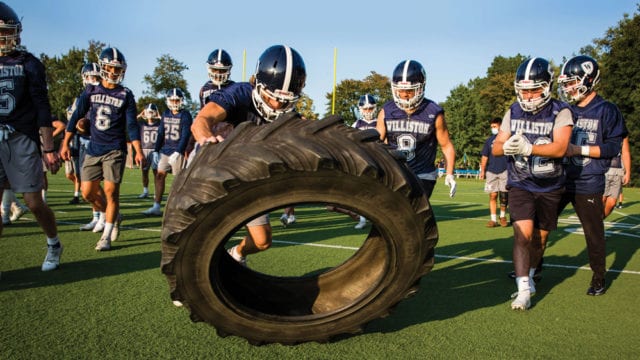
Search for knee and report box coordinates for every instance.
[254,240,272,252]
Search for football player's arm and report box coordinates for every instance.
[125,95,144,167]
[533,109,573,158]
[622,137,631,185]
[435,113,455,176]
[492,111,511,157]
[479,155,488,180]
[192,101,227,145]
[375,109,387,143]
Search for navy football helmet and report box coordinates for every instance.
[81,62,101,86]
[0,2,21,56]
[514,57,553,112]
[166,88,185,112]
[391,60,426,111]
[558,55,600,103]
[251,45,306,122]
[358,94,377,121]
[143,103,160,120]
[206,49,233,86]
[98,47,127,85]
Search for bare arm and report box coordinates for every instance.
[191,101,228,145]
[621,137,631,185]
[479,155,488,180]
[375,109,387,143]
[435,113,455,176]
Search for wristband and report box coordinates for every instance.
[43,149,56,153]
[581,146,590,157]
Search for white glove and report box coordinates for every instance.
[0,124,15,142]
[444,174,457,198]
[503,134,532,156]
[168,151,180,166]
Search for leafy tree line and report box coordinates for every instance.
[39,6,638,185]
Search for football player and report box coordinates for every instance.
[60,47,144,251]
[556,55,628,296]
[492,57,573,310]
[142,89,192,216]
[376,60,457,199]
[191,44,306,266]
[136,103,161,199]
[0,2,63,270]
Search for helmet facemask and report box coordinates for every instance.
[166,96,184,112]
[251,82,299,122]
[558,69,600,104]
[514,80,551,112]
[99,62,126,85]
[359,104,377,121]
[392,81,424,111]
[0,22,20,56]
[207,64,231,86]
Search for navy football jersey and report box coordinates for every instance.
[0,51,53,144]
[381,99,443,178]
[155,109,192,155]
[352,118,377,131]
[207,82,272,126]
[481,134,507,174]
[199,80,235,109]
[565,94,628,194]
[67,83,140,156]
[500,99,573,192]
[140,121,161,150]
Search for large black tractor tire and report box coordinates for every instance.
[160,113,438,344]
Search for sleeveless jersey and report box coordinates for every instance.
[381,99,443,178]
[501,99,573,192]
[352,118,377,130]
[0,51,53,144]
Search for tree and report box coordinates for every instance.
[40,40,105,120]
[296,94,319,120]
[322,71,391,124]
[140,54,192,114]
[589,8,640,185]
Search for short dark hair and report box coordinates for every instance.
[490,117,502,125]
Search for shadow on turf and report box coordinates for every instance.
[0,251,161,291]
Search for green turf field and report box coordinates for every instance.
[1,169,639,359]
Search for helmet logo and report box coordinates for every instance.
[581,61,594,75]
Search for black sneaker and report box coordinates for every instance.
[68,196,80,205]
[587,279,606,296]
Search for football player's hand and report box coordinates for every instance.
[503,134,532,156]
[445,174,457,198]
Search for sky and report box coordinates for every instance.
[12,0,638,115]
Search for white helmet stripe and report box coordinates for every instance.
[402,60,410,82]
[217,49,222,62]
[524,57,538,80]
[282,45,293,92]
[112,48,118,62]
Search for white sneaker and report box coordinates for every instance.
[354,216,367,229]
[80,219,98,231]
[138,192,149,199]
[142,206,162,216]
[227,245,247,267]
[42,243,63,271]
[287,215,296,225]
[9,206,28,222]
[111,214,122,242]
[172,300,183,307]
[510,279,536,298]
[95,236,111,251]
[280,214,288,227]
[92,220,105,233]
[510,290,531,310]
